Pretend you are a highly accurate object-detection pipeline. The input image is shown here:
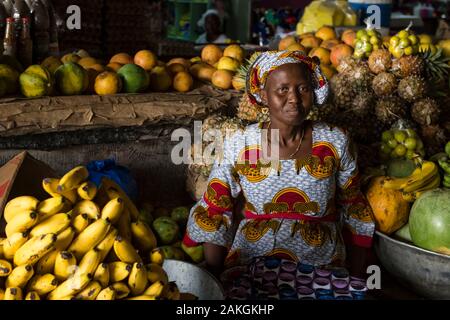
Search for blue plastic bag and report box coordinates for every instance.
[86,159,138,202]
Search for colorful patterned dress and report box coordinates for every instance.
[183,122,375,269]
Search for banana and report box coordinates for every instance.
[145,263,168,285]
[14,233,57,266]
[55,227,75,251]
[3,287,23,300]
[60,201,73,214]
[0,239,4,258]
[164,282,180,300]
[93,263,110,287]
[4,196,39,223]
[401,161,439,192]
[47,272,92,300]
[37,196,66,220]
[68,218,111,260]
[438,158,450,174]
[25,291,40,300]
[111,282,130,299]
[0,289,4,299]
[117,207,132,242]
[35,250,58,274]
[54,251,77,281]
[113,236,142,264]
[77,181,98,201]
[26,273,58,296]
[149,248,165,266]
[72,213,90,234]
[128,262,148,296]
[131,220,157,252]
[6,264,34,288]
[72,200,100,220]
[76,248,102,276]
[0,259,13,276]
[101,198,124,224]
[3,232,29,260]
[102,178,139,220]
[57,166,89,193]
[96,286,116,300]
[144,280,166,297]
[75,281,102,300]
[127,295,157,300]
[96,228,119,261]
[5,210,39,238]
[108,261,132,282]
[43,178,78,204]
[30,213,71,237]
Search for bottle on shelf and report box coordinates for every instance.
[12,0,31,39]
[31,0,50,63]
[3,0,13,17]
[41,0,58,56]
[18,17,33,68]
[3,17,16,57]
[0,2,7,51]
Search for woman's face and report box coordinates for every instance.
[261,63,314,127]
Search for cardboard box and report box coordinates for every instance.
[0,151,57,236]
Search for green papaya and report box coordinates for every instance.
[152,216,180,245]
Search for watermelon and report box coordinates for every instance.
[386,159,415,178]
[409,188,450,255]
[117,64,149,93]
[394,223,412,243]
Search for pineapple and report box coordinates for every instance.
[411,98,441,126]
[391,55,425,78]
[372,72,397,97]
[350,90,374,117]
[306,103,336,122]
[420,48,450,95]
[234,52,262,92]
[374,96,408,126]
[368,49,392,74]
[237,93,260,122]
[397,75,427,102]
[336,56,361,74]
[344,63,374,90]
[330,73,355,109]
[420,124,448,156]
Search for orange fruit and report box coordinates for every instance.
[300,36,322,50]
[94,71,122,95]
[167,58,191,69]
[106,62,123,72]
[319,64,336,80]
[110,53,134,65]
[150,66,172,92]
[134,50,157,71]
[315,26,337,41]
[320,39,342,50]
[211,69,233,90]
[341,29,357,48]
[330,44,354,68]
[217,56,240,72]
[167,63,186,75]
[278,35,297,51]
[77,57,98,69]
[223,44,245,62]
[286,43,307,52]
[88,64,106,73]
[173,71,193,92]
[308,47,331,65]
[201,44,223,66]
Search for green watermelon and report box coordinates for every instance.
[117,64,149,93]
[394,222,412,243]
[386,159,416,178]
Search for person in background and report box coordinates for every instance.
[196,10,229,44]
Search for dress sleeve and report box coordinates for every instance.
[336,134,375,248]
[182,135,241,248]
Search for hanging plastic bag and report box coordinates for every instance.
[87,159,138,201]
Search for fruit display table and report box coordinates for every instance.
[0,86,242,206]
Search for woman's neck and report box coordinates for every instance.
[269,120,305,147]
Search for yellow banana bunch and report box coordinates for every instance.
[42,178,78,204]
[54,251,77,281]
[26,274,58,296]
[72,200,100,220]
[68,218,111,260]
[30,213,72,237]
[128,262,148,296]
[35,250,58,274]
[57,166,89,193]
[101,198,124,224]
[4,196,39,223]
[146,263,168,285]
[72,213,90,234]
[127,295,157,300]
[96,228,119,261]
[6,264,34,288]
[111,282,130,299]
[0,239,4,257]
[47,272,92,300]
[131,220,157,252]
[93,263,110,287]
[5,210,39,238]
[3,232,29,260]
[402,174,441,202]
[144,280,166,297]
[37,196,66,220]
[77,181,98,201]
[383,161,439,192]
[76,249,102,276]
[54,227,75,251]
[96,286,116,300]
[108,261,132,282]
[75,281,102,300]
[0,289,4,299]
[117,207,132,242]
[3,287,23,300]
[25,291,40,300]
[149,248,165,266]
[102,178,139,220]
[14,233,57,266]
[113,236,142,264]
[0,259,13,276]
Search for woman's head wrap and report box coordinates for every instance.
[246,50,329,106]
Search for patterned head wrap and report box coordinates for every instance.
[246,50,329,106]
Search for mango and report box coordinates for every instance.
[152,217,180,245]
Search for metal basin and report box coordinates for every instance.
[374,231,450,299]
[162,259,225,300]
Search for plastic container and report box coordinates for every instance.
[348,0,392,28]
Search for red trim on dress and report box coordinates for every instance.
[182,232,199,247]
[244,210,338,222]
[343,228,373,248]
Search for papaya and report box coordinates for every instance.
[117,64,149,93]
[0,64,20,94]
[365,176,410,235]
[159,245,185,260]
[152,217,179,245]
[41,56,62,74]
[19,65,53,98]
[54,62,89,95]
